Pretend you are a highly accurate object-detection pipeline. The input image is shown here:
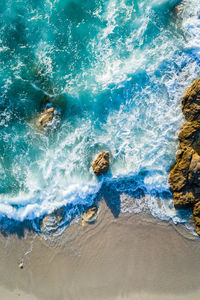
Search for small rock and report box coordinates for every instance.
[18,262,24,269]
[81,219,86,227]
[173,2,185,16]
[36,107,57,130]
[82,206,98,223]
[92,152,110,176]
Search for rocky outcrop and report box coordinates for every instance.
[182,79,200,122]
[36,107,57,130]
[193,202,200,235]
[169,79,200,235]
[92,152,110,176]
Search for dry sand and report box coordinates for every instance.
[0,201,200,300]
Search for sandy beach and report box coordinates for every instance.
[0,200,200,300]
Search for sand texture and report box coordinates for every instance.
[0,202,200,300]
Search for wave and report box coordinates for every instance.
[0,0,199,231]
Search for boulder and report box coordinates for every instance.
[36,107,56,130]
[92,152,110,176]
[182,79,200,121]
[82,206,98,223]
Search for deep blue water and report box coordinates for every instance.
[0,0,200,227]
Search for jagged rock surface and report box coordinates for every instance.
[82,206,98,223]
[36,107,56,130]
[92,152,110,176]
[173,1,187,17]
[169,79,200,235]
[182,78,200,122]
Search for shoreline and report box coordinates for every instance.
[0,0,199,299]
[0,201,200,300]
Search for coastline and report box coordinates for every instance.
[0,0,200,299]
[0,201,200,300]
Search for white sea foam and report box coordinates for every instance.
[0,0,200,229]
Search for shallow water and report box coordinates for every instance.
[0,0,200,227]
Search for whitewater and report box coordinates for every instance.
[0,0,200,229]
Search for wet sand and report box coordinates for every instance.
[0,201,200,300]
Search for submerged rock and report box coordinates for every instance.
[36,107,58,130]
[92,152,110,176]
[169,78,200,235]
[173,1,188,17]
[174,2,184,15]
[82,206,98,223]
[40,208,63,233]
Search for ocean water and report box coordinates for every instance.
[0,0,200,228]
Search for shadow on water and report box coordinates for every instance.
[0,168,174,237]
[0,218,34,238]
[96,168,172,219]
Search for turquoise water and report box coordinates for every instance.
[0,0,200,225]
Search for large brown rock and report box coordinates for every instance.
[169,78,200,234]
[173,189,197,209]
[188,153,200,185]
[92,152,110,176]
[178,121,200,151]
[193,202,200,235]
[182,79,200,121]
[193,202,200,216]
[169,138,200,209]
[169,148,194,192]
